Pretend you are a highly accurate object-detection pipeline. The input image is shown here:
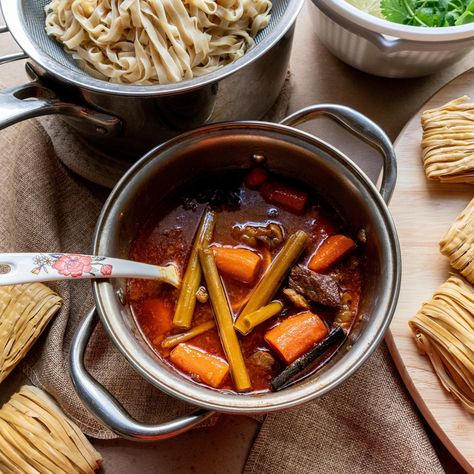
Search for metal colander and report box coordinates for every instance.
[1,0,297,96]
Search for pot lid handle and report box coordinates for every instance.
[70,308,215,441]
[280,104,396,204]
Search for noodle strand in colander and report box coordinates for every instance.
[45,0,272,84]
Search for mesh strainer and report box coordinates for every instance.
[0,0,299,96]
[0,0,303,183]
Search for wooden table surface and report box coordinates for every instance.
[0,2,473,472]
[385,69,474,473]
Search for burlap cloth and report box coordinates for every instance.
[0,98,444,472]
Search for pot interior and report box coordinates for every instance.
[93,122,399,412]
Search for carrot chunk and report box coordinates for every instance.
[170,343,229,388]
[212,246,261,284]
[264,311,328,364]
[261,182,308,214]
[308,235,357,273]
[245,167,268,189]
[143,298,173,335]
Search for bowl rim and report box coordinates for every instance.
[311,0,474,41]
[92,120,401,413]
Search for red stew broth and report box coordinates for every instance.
[127,171,363,393]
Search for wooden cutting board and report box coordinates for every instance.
[386,68,474,473]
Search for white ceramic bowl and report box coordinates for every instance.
[310,0,474,78]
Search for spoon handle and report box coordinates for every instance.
[0,253,179,287]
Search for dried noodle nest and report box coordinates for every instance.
[409,275,474,413]
[0,283,62,383]
[440,197,474,284]
[421,96,474,184]
[0,385,102,473]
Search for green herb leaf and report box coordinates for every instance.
[455,0,474,23]
[380,0,474,25]
[380,0,413,23]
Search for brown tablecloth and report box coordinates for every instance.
[0,117,444,473]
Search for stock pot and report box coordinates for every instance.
[69,104,401,441]
[0,0,302,167]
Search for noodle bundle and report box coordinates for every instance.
[420,96,474,184]
[440,197,474,284]
[45,0,272,84]
[0,385,102,473]
[409,275,474,413]
[0,283,62,384]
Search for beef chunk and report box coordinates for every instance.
[288,264,341,307]
[249,350,276,371]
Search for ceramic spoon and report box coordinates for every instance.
[0,253,180,287]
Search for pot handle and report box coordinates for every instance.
[0,81,121,136]
[70,307,214,441]
[0,48,121,135]
[280,104,396,204]
[0,26,120,134]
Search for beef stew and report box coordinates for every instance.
[127,168,363,393]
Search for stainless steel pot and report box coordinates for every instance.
[69,104,401,441]
[0,0,302,163]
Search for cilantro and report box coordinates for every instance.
[455,0,474,24]
[380,0,474,26]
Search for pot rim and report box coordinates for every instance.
[311,0,474,41]
[1,0,303,97]
[92,120,401,413]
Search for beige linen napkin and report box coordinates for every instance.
[0,114,444,473]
